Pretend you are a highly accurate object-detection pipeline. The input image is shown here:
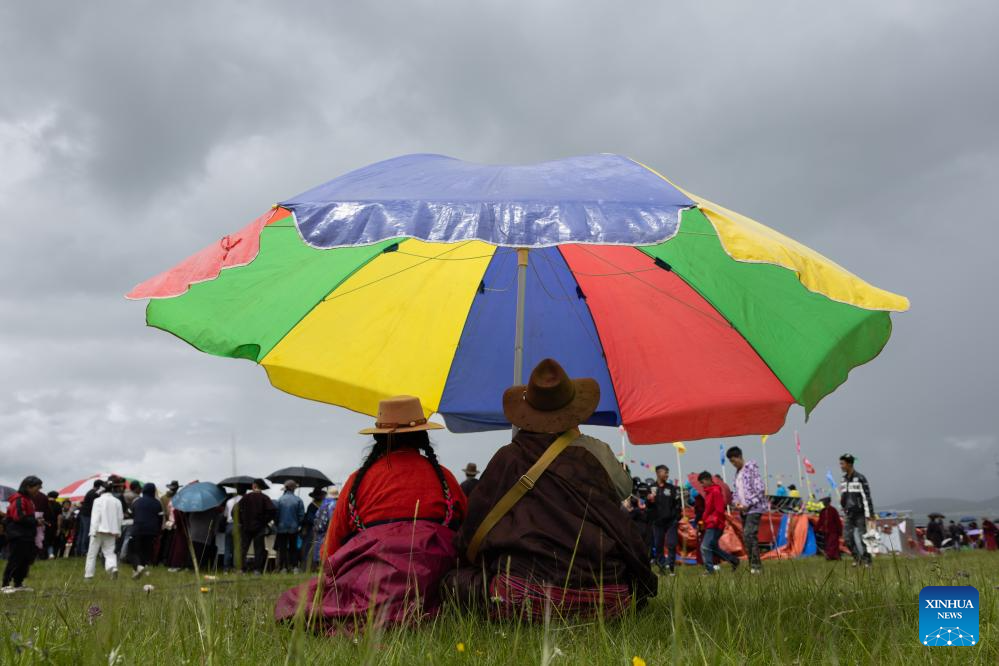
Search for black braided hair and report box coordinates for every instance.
[346,431,453,531]
[415,437,454,525]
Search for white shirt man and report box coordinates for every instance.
[85,488,124,579]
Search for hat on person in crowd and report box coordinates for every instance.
[308,487,326,501]
[252,478,268,490]
[462,463,478,477]
[358,395,445,434]
[284,480,298,492]
[502,358,599,433]
[166,480,180,492]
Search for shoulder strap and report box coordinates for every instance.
[465,428,579,563]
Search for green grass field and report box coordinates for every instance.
[1,552,995,665]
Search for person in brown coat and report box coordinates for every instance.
[443,359,656,620]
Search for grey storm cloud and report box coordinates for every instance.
[1,1,997,504]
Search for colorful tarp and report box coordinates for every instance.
[128,154,908,444]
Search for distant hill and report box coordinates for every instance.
[881,495,999,517]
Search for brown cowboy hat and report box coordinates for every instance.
[359,395,445,435]
[503,358,600,433]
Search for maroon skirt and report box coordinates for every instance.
[275,520,458,634]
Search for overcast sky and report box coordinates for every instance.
[2,2,997,505]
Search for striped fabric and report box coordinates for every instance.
[487,573,631,621]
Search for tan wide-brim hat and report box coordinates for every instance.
[359,395,446,435]
[503,358,600,433]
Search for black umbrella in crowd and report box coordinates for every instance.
[266,466,332,488]
[218,475,268,490]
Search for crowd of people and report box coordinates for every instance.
[621,449,882,571]
[924,515,998,551]
[1,473,342,593]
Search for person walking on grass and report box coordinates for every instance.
[727,446,767,574]
[129,483,163,578]
[839,453,873,567]
[238,479,276,575]
[2,476,43,594]
[275,480,305,573]
[699,471,739,575]
[647,464,682,575]
[85,482,124,580]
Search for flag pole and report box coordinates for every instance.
[619,426,627,471]
[761,435,770,495]
[674,444,685,512]
[794,431,805,503]
[719,444,728,485]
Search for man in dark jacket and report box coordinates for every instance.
[237,479,276,574]
[129,483,163,578]
[839,454,873,567]
[647,464,682,575]
[445,359,656,620]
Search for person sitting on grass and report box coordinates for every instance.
[274,395,468,633]
[698,471,739,575]
[2,476,43,594]
[443,358,656,620]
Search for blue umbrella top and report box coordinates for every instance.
[171,481,227,513]
[279,153,692,249]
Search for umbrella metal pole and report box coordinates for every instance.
[512,248,529,437]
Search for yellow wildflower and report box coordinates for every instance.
[456,643,466,653]
[632,657,647,666]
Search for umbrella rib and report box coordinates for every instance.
[395,249,517,261]
[572,245,733,328]
[534,250,606,355]
[322,241,475,303]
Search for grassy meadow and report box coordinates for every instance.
[1,551,995,665]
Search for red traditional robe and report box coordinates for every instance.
[816,505,843,560]
[983,520,998,551]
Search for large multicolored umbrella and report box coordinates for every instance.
[128,154,907,444]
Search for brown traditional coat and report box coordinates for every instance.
[448,431,657,603]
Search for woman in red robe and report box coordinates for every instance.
[275,396,467,634]
[815,498,843,560]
